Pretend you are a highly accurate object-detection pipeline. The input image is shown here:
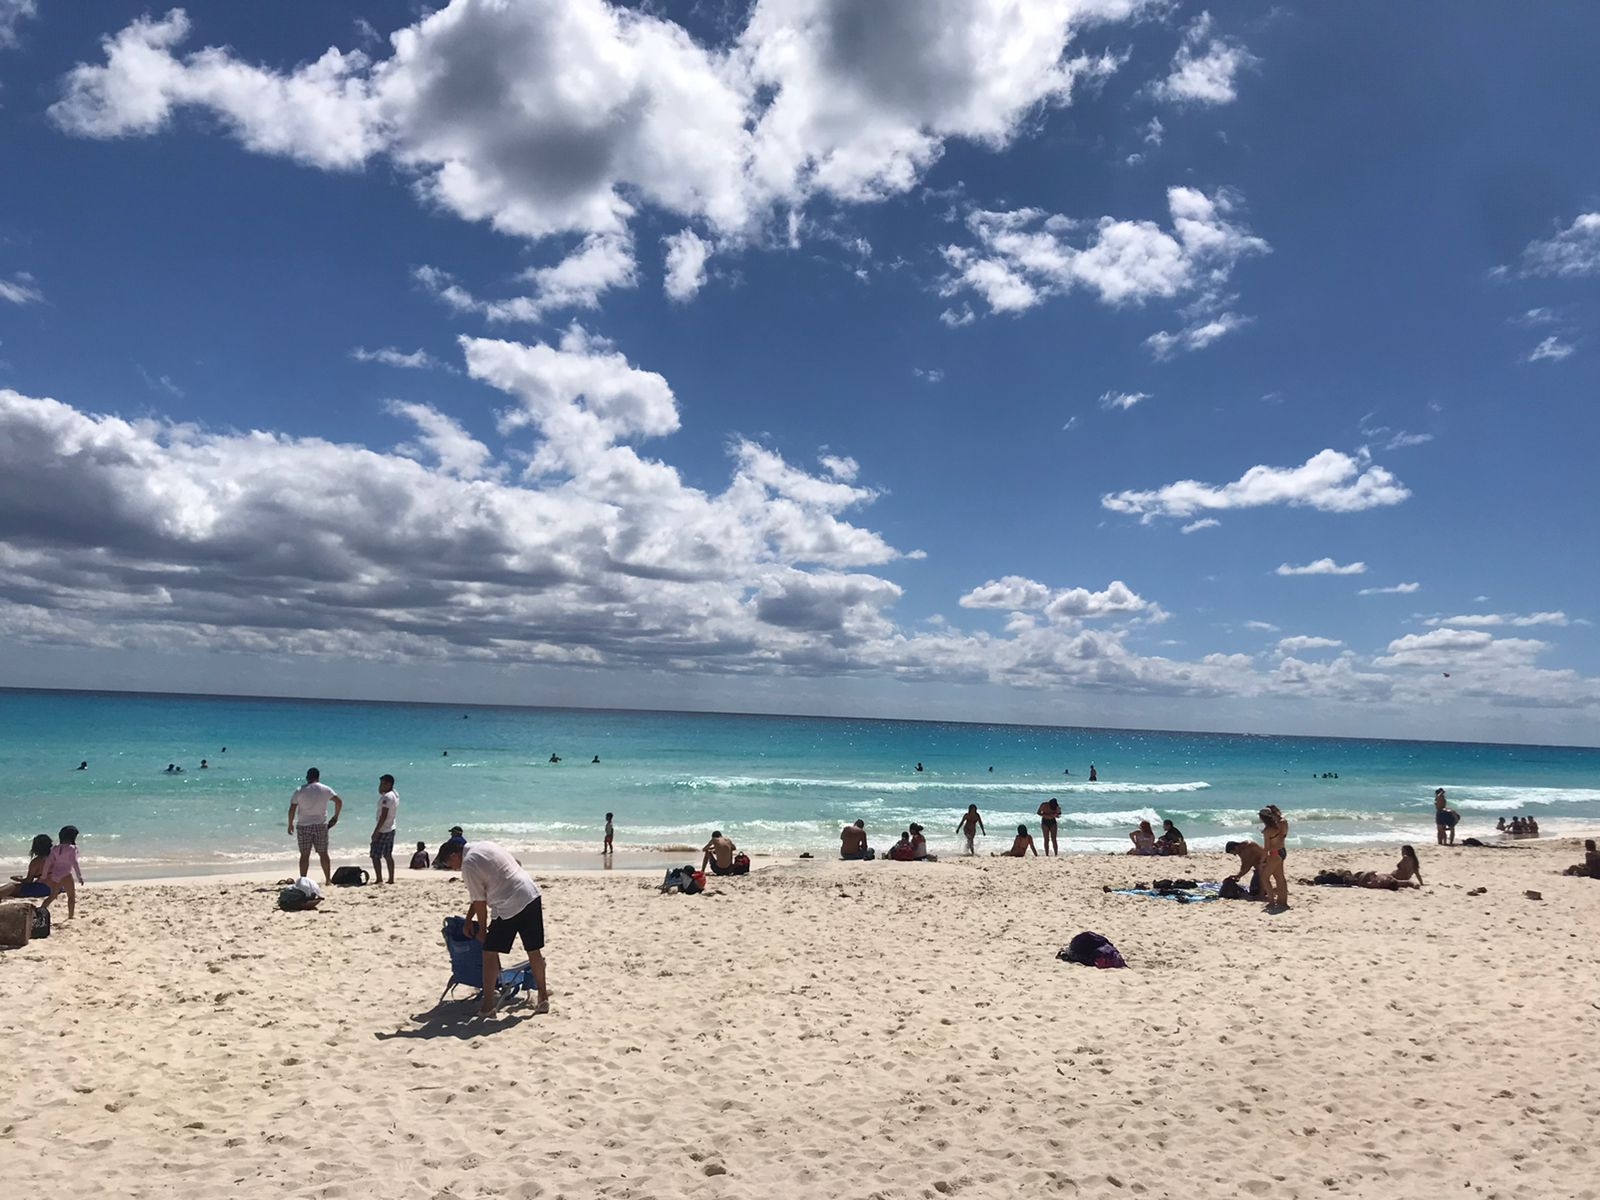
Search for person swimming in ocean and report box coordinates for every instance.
[1088,764,1098,782]
[76,761,87,771]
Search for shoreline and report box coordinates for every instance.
[69,826,1600,888]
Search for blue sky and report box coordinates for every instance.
[1,0,1596,743]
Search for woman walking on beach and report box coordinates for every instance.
[1259,806,1289,910]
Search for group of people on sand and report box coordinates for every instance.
[0,826,86,917]
[286,768,471,885]
[1218,806,1291,909]
[1127,819,1188,857]
[1495,815,1541,837]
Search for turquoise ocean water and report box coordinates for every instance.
[3,688,1598,879]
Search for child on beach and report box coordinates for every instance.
[956,805,986,855]
[602,812,614,855]
[409,841,431,870]
[44,825,85,917]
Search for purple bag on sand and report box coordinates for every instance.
[1058,931,1126,969]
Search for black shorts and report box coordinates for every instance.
[709,859,748,876]
[484,897,544,955]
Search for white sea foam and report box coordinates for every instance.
[1446,785,1600,811]
[669,775,1210,795]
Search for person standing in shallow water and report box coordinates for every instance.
[956,804,986,855]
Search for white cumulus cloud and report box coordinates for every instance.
[1102,449,1410,523]
[1358,581,1420,596]
[1150,12,1256,106]
[0,272,44,306]
[1516,212,1600,278]
[351,346,451,371]
[941,186,1267,317]
[1099,390,1148,411]
[1277,635,1342,654]
[662,229,712,302]
[1525,335,1574,363]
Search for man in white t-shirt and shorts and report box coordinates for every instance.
[439,840,549,1016]
[287,767,343,885]
[370,774,399,885]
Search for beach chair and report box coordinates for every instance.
[439,915,537,1007]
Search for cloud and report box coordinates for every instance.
[136,365,184,399]
[1375,628,1547,670]
[1424,612,1569,629]
[1102,448,1410,523]
[50,1,1155,274]
[1525,335,1574,363]
[959,576,1159,623]
[1150,12,1256,106]
[1275,558,1367,577]
[1244,620,1278,632]
[1358,581,1420,596]
[386,400,495,480]
[0,272,44,306]
[1277,635,1342,654]
[1381,431,1432,450]
[351,346,452,371]
[662,229,711,302]
[913,367,945,384]
[1516,212,1600,278]
[1180,517,1219,534]
[0,0,38,49]
[940,186,1268,317]
[1512,307,1558,327]
[1144,309,1251,359]
[1099,389,1148,411]
[1143,116,1164,146]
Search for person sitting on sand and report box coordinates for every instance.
[701,830,744,876]
[995,824,1037,857]
[1128,820,1158,856]
[1359,845,1424,890]
[1156,819,1188,857]
[908,823,935,861]
[1224,840,1265,898]
[956,805,986,855]
[840,819,873,861]
[410,841,431,870]
[1433,788,1459,846]
[1562,839,1599,878]
[886,831,916,861]
[1037,798,1062,856]
[0,834,55,902]
[436,825,466,869]
[1259,806,1290,909]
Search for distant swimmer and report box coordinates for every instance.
[76,761,87,771]
[442,750,449,757]
[549,754,562,764]
[1088,765,1098,782]
[200,759,208,770]
[915,762,924,773]
[1063,768,1070,776]
[592,755,600,764]
[221,747,227,753]
[988,766,994,772]
[164,763,184,774]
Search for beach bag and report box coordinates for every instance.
[31,905,50,940]
[1058,931,1127,970]
[278,886,312,911]
[662,866,701,895]
[731,853,751,875]
[331,866,369,887]
[1218,877,1245,900]
[0,900,33,947]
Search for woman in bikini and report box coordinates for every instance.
[1358,845,1423,889]
[1127,820,1158,855]
[1036,798,1061,856]
[1259,806,1289,908]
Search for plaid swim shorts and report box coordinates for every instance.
[370,830,395,859]
[296,822,329,855]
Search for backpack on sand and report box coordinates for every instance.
[30,905,50,940]
[331,866,369,887]
[1058,930,1126,969]
[662,866,702,895]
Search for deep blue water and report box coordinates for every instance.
[3,688,1597,877]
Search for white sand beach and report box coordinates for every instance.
[4,839,1599,1200]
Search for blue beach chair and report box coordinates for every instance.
[439,915,537,1007]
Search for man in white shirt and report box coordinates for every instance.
[370,773,399,885]
[439,840,549,1015]
[287,767,343,885]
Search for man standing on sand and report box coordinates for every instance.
[370,774,399,885]
[439,841,549,1016]
[288,767,342,885]
[956,804,986,855]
